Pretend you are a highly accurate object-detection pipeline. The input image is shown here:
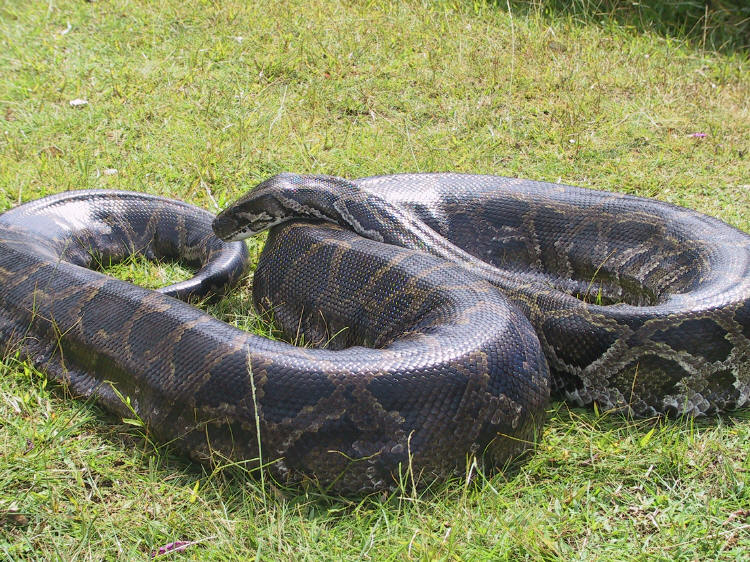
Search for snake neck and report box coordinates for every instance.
[215,173,531,293]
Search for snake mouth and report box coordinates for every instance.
[219,227,253,242]
[212,213,265,241]
[212,213,242,241]
[213,212,290,241]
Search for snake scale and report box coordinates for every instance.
[1,173,749,492]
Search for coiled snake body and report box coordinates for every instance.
[1,174,749,492]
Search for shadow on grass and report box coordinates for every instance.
[494,0,749,55]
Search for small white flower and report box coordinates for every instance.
[69,99,88,108]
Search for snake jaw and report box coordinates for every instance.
[213,173,356,241]
[212,210,288,241]
[213,190,290,240]
[213,173,330,240]
[212,212,243,240]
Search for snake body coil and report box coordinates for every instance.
[1,174,749,492]
[215,174,750,417]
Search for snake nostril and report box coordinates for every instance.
[212,214,238,240]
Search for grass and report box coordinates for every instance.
[1,0,749,559]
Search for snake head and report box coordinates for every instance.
[213,173,354,241]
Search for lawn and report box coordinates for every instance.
[1,0,749,559]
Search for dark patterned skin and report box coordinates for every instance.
[3,171,749,492]
[216,173,750,417]
[0,188,548,493]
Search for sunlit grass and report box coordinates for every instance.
[1,0,748,559]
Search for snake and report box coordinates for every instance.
[1,173,749,492]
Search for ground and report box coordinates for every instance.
[0,0,749,559]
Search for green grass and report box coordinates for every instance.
[1,0,749,559]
